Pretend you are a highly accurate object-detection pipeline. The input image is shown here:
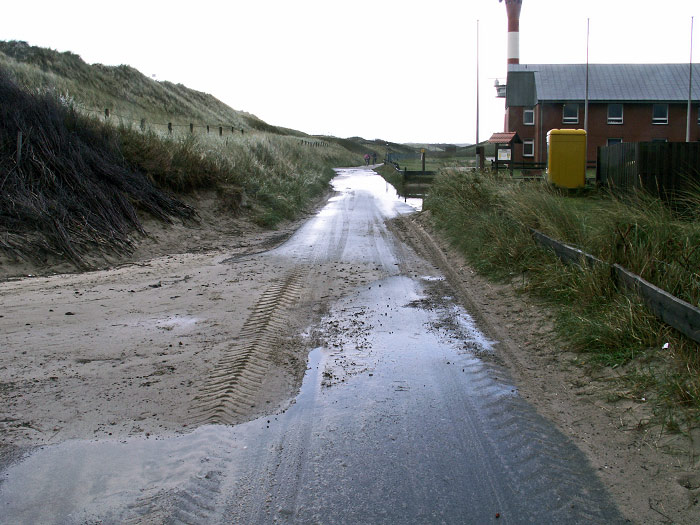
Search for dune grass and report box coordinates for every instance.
[199,132,359,226]
[117,125,359,225]
[0,62,360,266]
[0,40,362,229]
[0,40,284,135]
[0,71,195,266]
[424,168,700,423]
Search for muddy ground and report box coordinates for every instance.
[1,185,699,524]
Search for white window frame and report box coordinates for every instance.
[562,104,579,124]
[607,103,623,125]
[523,139,535,157]
[523,108,535,126]
[652,104,668,125]
[607,138,623,146]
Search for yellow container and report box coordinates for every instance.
[546,129,586,188]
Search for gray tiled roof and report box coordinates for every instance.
[507,64,700,103]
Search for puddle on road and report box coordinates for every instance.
[332,168,422,213]
[265,168,418,263]
[154,315,200,331]
[0,274,513,523]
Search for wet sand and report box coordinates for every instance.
[1,169,698,523]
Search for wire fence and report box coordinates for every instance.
[69,103,331,147]
[72,103,248,137]
[10,103,333,170]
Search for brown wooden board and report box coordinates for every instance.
[531,229,700,343]
[530,230,605,269]
[613,264,700,343]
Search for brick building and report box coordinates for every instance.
[502,63,700,163]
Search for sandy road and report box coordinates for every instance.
[0,168,693,523]
[0,173,395,448]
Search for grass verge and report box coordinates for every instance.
[424,168,700,426]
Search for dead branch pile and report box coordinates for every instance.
[0,70,195,268]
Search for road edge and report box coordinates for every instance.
[389,211,700,525]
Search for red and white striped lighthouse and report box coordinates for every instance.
[500,0,523,65]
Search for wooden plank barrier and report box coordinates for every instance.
[530,228,700,343]
[613,264,700,343]
[530,230,604,268]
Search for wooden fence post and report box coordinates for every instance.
[105,108,110,119]
[207,125,210,134]
[219,126,223,136]
[190,123,194,133]
[168,122,173,134]
[140,118,146,131]
[16,131,22,167]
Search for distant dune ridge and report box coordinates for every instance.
[0,40,416,274]
[0,40,282,134]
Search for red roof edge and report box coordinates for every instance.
[488,132,522,144]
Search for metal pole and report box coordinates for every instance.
[584,18,590,162]
[476,19,480,150]
[687,16,694,143]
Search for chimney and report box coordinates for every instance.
[500,0,522,65]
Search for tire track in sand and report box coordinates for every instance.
[121,429,233,524]
[193,267,306,425]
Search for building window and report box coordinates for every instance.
[651,138,668,143]
[523,108,535,126]
[607,138,623,146]
[652,104,668,124]
[523,140,535,157]
[607,104,623,124]
[562,104,579,124]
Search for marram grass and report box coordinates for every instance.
[425,168,700,424]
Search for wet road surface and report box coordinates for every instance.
[0,168,624,523]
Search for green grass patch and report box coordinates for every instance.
[424,168,700,424]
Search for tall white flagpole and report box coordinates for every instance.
[687,16,694,143]
[476,19,480,148]
[584,18,590,163]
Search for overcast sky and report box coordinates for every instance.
[1,1,697,144]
